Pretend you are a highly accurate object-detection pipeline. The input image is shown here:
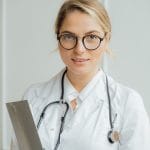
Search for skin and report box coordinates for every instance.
[58,10,110,92]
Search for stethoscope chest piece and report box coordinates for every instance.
[107,130,120,144]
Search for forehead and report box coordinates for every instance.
[60,10,104,35]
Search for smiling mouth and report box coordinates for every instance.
[71,58,90,62]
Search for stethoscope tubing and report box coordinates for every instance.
[106,75,113,130]
[37,69,116,149]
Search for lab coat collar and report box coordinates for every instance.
[94,69,107,101]
[63,68,107,103]
[79,69,106,102]
[33,68,107,105]
[63,75,79,102]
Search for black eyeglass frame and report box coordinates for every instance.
[57,33,106,50]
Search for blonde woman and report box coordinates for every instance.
[11,0,150,149]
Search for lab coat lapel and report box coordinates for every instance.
[74,94,104,127]
[66,73,107,128]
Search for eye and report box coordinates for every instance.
[86,34,99,40]
[61,34,76,41]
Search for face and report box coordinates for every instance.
[58,10,109,76]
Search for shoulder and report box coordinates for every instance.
[106,74,150,133]
[105,74,147,120]
[107,74,149,126]
[22,69,65,123]
[22,69,65,105]
[107,74,143,105]
[107,76,150,146]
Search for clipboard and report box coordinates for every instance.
[6,100,43,150]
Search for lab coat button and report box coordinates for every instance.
[50,128,54,131]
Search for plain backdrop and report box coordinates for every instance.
[0,0,150,149]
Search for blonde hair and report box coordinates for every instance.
[55,0,111,36]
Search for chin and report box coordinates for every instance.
[67,66,93,76]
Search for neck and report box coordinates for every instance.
[66,68,99,92]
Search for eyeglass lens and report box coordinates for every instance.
[58,33,104,50]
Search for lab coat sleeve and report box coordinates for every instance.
[10,85,37,150]
[119,91,150,150]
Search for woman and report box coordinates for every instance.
[11,0,150,149]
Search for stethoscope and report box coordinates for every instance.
[37,69,120,150]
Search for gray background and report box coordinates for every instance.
[0,0,150,149]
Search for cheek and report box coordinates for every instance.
[59,50,66,61]
[91,49,104,61]
[58,45,65,59]
[59,48,71,64]
[91,40,108,60]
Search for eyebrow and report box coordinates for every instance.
[60,30,104,36]
[60,31,75,35]
[85,30,103,35]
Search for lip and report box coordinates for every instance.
[71,58,90,63]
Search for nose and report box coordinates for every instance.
[74,39,86,54]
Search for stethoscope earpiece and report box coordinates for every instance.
[107,130,120,144]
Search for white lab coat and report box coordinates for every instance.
[11,68,150,150]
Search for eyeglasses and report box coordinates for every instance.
[57,33,105,50]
